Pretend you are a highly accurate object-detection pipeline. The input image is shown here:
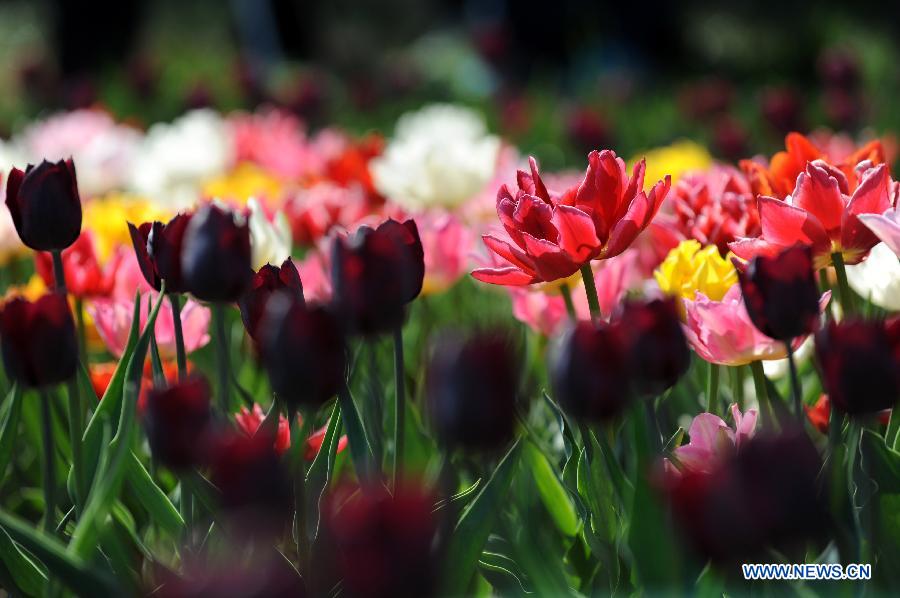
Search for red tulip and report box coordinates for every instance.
[5,159,82,251]
[730,160,894,268]
[472,152,670,285]
[143,376,213,471]
[180,204,252,302]
[738,245,821,341]
[34,231,118,298]
[0,293,78,388]
[233,404,348,460]
[127,213,193,293]
[238,258,304,341]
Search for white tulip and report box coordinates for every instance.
[247,197,292,270]
[846,242,900,311]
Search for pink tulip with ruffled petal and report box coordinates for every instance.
[665,404,757,479]
[88,250,210,359]
[859,207,900,258]
[682,284,830,366]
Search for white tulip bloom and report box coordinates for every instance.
[247,197,292,270]
[371,104,500,211]
[846,242,900,311]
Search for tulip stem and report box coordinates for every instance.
[706,363,720,415]
[66,378,85,516]
[831,252,855,316]
[212,304,231,413]
[749,361,774,429]
[731,366,745,411]
[393,326,405,490]
[785,341,803,420]
[50,250,67,295]
[74,298,87,361]
[169,294,188,380]
[40,391,57,533]
[560,283,576,321]
[579,264,600,320]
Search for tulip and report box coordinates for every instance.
[666,429,827,564]
[5,159,82,251]
[665,404,757,478]
[259,296,346,409]
[738,245,821,342]
[552,321,632,422]
[815,318,900,415]
[0,293,78,388]
[418,213,473,296]
[730,160,894,268]
[426,332,518,452]
[238,258,304,341]
[246,197,292,271]
[858,207,900,259]
[331,218,424,335]
[619,298,691,397]
[34,231,118,298]
[180,203,253,302]
[143,376,213,471]
[472,153,671,285]
[127,212,193,293]
[207,429,292,537]
[846,242,900,311]
[324,483,438,598]
[655,239,737,303]
[234,404,348,460]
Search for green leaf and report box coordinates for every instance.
[442,438,522,596]
[479,550,532,595]
[337,386,380,483]
[0,527,46,597]
[0,383,23,486]
[524,441,578,537]
[626,462,681,588]
[124,452,184,537]
[433,478,482,512]
[0,509,116,596]
[305,401,342,541]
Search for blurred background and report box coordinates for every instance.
[1,0,899,168]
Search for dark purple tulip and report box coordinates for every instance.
[180,204,252,302]
[667,429,827,564]
[815,318,900,415]
[619,298,690,397]
[238,259,304,341]
[332,218,424,335]
[552,321,632,422]
[739,245,820,341]
[207,429,292,537]
[324,484,438,598]
[427,332,518,452]
[5,159,81,251]
[143,376,213,471]
[0,294,78,388]
[128,212,193,293]
[259,296,346,409]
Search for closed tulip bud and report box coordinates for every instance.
[5,159,82,251]
[427,332,518,452]
[207,429,292,537]
[738,245,820,341]
[128,212,193,293]
[552,321,632,422]
[667,429,827,563]
[238,258,304,341]
[324,484,438,598]
[180,204,252,302]
[332,218,424,335]
[0,294,78,388]
[143,376,212,471]
[815,318,900,415]
[619,298,690,397]
[260,296,346,409]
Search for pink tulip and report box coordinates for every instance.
[419,213,474,294]
[682,284,830,366]
[859,207,900,258]
[296,247,332,303]
[665,404,758,479]
[88,250,210,359]
[227,109,325,179]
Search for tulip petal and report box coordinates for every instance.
[550,205,600,262]
[603,177,669,259]
[482,234,537,273]
[758,195,830,250]
[471,266,537,286]
[841,164,893,259]
[792,163,845,238]
[521,232,580,281]
[575,150,627,238]
[858,212,900,257]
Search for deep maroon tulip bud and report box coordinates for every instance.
[143,376,212,471]
[260,296,346,409]
[0,294,78,388]
[332,218,424,335]
[815,318,900,415]
[667,429,827,564]
[619,298,690,397]
[5,159,81,251]
[552,321,632,422]
[239,258,304,341]
[128,213,193,293]
[207,430,292,536]
[180,204,252,302]
[426,332,518,452]
[324,484,438,598]
[738,245,820,341]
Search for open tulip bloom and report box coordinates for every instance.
[4,116,900,598]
